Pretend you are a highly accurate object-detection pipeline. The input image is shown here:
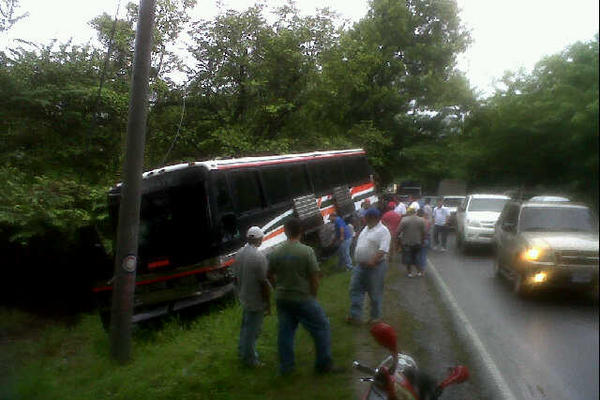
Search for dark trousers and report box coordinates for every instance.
[433,224,449,247]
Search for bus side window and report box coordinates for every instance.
[288,164,310,197]
[215,174,234,213]
[309,161,331,194]
[214,173,239,242]
[230,170,264,213]
[310,160,346,194]
[344,157,370,185]
[330,159,346,187]
[261,166,290,205]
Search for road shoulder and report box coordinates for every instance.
[352,258,492,399]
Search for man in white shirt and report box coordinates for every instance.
[423,198,433,219]
[394,201,407,216]
[233,226,271,367]
[347,208,391,325]
[432,199,451,251]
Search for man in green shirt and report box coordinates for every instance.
[268,217,334,375]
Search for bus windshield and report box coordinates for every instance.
[137,179,212,269]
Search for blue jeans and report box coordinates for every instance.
[276,298,333,374]
[417,237,429,271]
[349,261,388,320]
[238,309,264,366]
[338,237,354,270]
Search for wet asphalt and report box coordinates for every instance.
[428,233,599,400]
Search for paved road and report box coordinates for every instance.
[428,233,599,400]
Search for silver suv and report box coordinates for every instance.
[494,200,599,296]
[455,194,509,250]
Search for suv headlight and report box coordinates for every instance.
[467,219,481,227]
[523,247,552,262]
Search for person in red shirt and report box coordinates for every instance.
[381,202,402,260]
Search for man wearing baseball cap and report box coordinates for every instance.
[233,226,271,367]
[348,207,391,325]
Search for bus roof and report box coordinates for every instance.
[141,148,366,179]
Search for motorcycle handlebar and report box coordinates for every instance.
[352,361,376,375]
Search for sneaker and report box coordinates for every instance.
[432,245,439,251]
[408,273,414,278]
[367,318,383,325]
[416,272,423,277]
[441,246,447,252]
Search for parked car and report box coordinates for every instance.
[420,195,438,208]
[528,195,570,202]
[442,195,466,227]
[455,194,510,250]
[494,200,599,296]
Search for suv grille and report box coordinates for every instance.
[555,250,599,266]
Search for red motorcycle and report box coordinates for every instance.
[353,322,469,400]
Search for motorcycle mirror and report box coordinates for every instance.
[369,322,397,354]
[437,365,469,389]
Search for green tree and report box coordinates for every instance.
[314,0,472,182]
[461,36,599,203]
[0,0,28,32]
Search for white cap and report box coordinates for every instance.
[246,226,264,239]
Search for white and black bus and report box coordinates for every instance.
[94,149,377,323]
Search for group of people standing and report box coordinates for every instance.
[232,195,451,374]
[233,219,336,374]
[232,206,392,374]
[380,196,452,278]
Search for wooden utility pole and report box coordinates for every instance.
[109,0,155,364]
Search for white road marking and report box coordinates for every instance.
[427,258,519,400]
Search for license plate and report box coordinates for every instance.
[571,272,592,283]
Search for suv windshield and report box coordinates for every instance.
[468,198,507,212]
[519,207,597,232]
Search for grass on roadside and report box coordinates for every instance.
[1,259,355,400]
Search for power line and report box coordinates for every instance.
[160,89,187,166]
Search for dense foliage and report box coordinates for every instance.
[0,0,597,304]
[461,37,599,203]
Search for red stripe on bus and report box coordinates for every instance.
[264,226,285,241]
[148,259,170,269]
[321,205,336,218]
[216,151,366,170]
[92,262,234,293]
[351,182,374,195]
